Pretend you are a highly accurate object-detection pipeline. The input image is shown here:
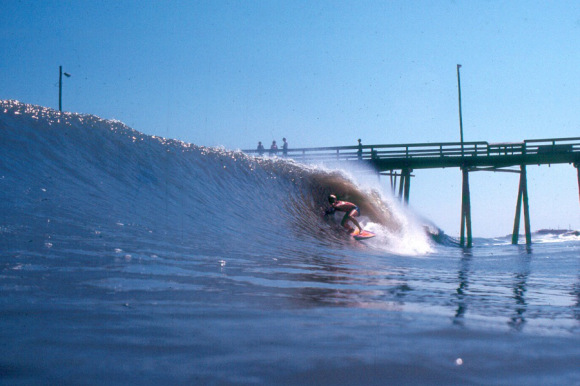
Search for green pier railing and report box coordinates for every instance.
[243,137,580,170]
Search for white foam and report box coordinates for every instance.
[317,161,435,255]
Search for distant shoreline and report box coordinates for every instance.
[535,229,579,236]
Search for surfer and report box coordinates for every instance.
[325,194,363,234]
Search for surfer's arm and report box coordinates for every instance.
[324,206,336,216]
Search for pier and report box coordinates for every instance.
[244,137,580,247]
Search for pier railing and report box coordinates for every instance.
[245,141,489,161]
[244,137,580,168]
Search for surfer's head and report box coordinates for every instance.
[328,194,337,204]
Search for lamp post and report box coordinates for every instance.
[59,65,71,112]
[456,64,471,247]
[456,64,464,156]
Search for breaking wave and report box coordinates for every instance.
[0,100,433,257]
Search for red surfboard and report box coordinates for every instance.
[351,229,376,240]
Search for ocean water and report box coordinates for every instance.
[1,100,579,385]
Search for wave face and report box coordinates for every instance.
[0,100,432,257]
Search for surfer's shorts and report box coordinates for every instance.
[352,206,360,216]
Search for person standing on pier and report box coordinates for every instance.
[257,141,265,156]
[357,139,363,160]
[269,140,278,156]
[282,138,288,157]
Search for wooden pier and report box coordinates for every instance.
[244,137,580,246]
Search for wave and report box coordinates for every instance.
[0,100,433,256]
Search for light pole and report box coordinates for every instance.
[456,64,464,156]
[456,64,471,247]
[59,65,71,112]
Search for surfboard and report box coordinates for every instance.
[351,229,376,240]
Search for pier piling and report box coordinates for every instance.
[460,168,473,247]
[576,163,580,206]
[403,168,411,204]
[512,165,532,245]
[398,172,404,200]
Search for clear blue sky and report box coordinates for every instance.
[1,0,579,236]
